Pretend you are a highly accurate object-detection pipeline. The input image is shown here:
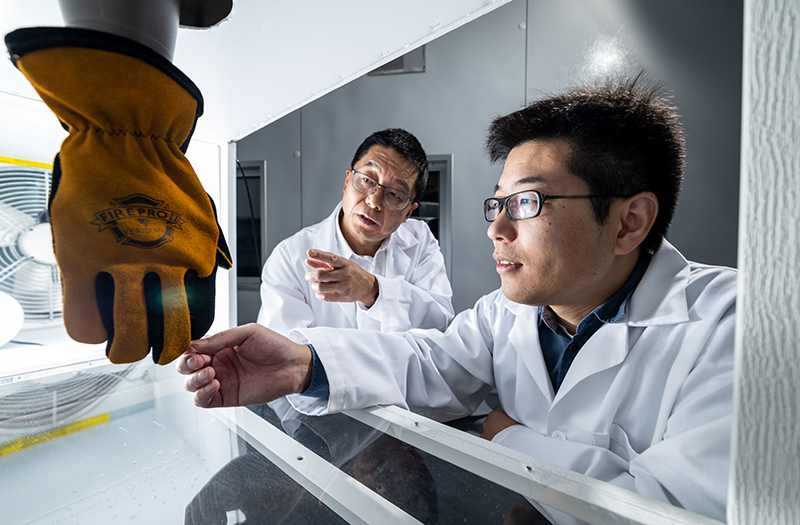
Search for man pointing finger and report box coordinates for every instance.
[304,249,381,307]
[257,128,454,336]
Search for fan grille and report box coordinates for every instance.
[0,166,63,321]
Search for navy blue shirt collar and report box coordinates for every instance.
[538,251,653,392]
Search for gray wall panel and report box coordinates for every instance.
[237,0,742,319]
[298,0,527,312]
[526,0,742,267]
[237,110,303,256]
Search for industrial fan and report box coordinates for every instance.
[0,165,62,326]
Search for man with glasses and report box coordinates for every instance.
[180,78,735,524]
[256,127,453,336]
[188,128,450,523]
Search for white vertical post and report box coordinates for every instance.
[227,141,238,330]
[731,0,800,523]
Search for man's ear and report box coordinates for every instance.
[613,191,658,255]
[343,169,351,194]
[402,201,419,222]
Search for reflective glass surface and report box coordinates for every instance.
[0,354,539,525]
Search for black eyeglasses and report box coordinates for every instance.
[484,189,627,222]
[349,169,414,211]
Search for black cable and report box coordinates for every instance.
[236,159,262,272]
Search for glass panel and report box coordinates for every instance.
[234,402,532,524]
[0,363,537,524]
[0,361,237,524]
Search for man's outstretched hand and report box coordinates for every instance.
[177,323,313,408]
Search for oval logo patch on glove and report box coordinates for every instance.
[91,194,185,249]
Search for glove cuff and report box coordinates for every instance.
[5,26,203,151]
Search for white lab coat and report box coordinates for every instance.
[288,241,736,524]
[257,203,454,335]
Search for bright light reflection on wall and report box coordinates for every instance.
[583,36,633,78]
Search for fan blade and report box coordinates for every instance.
[0,201,34,247]
[0,255,26,286]
[9,258,63,319]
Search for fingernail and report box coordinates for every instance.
[308,249,318,257]
[192,338,209,348]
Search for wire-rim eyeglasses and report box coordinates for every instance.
[349,169,414,211]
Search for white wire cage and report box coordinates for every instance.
[0,166,62,323]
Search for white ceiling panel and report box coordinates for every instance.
[0,0,511,162]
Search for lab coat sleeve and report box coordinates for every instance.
[358,225,454,332]
[288,293,499,421]
[256,241,315,336]
[492,304,735,523]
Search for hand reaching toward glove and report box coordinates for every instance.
[178,323,314,409]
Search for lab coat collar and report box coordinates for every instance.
[503,298,556,402]
[503,300,631,404]
[502,296,534,317]
[626,240,691,327]
[309,203,345,255]
[555,242,690,402]
[500,241,692,403]
[386,217,420,252]
[554,322,629,402]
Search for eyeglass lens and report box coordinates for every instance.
[485,191,542,221]
[352,172,410,210]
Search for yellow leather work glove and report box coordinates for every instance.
[5,27,232,365]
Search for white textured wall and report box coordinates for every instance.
[731,0,800,523]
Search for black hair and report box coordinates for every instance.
[351,128,429,201]
[485,74,685,253]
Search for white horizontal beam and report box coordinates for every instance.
[344,405,724,525]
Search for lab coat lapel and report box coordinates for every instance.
[313,203,345,255]
[553,323,629,404]
[628,240,691,326]
[382,225,413,277]
[552,241,691,404]
[506,302,555,403]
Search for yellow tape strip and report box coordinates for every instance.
[0,413,110,457]
[0,156,53,170]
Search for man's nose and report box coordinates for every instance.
[365,187,383,209]
[487,210,515,241]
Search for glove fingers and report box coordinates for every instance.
[61,272,109,344]
[143,272,165,358]
[153,268,192,365]
[185,267,218,342]
[104,271,151,363]
[149,266,219,365]
[98,269,195,365]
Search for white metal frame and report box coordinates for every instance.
[348,406,723,525]
[210,406,424,525]
[213,402,723,525]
